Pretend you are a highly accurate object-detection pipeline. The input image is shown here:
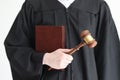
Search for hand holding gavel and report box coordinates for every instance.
[43,30,97,70]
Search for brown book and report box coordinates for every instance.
[35,25,65,53]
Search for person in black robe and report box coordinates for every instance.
[4,0,120,80]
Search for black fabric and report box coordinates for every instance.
[4,0,120,80]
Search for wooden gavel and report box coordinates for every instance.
[48,30,97,70]
[66,30,97,55]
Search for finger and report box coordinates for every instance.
[65,54,73,61]
[60,62,69,68]
[63,59,72,64]
[59,49,71,53]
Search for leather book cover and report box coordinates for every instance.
[35,25,65,53]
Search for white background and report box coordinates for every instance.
[0,0,120,80]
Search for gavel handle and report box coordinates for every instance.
[48,42,86,71]
[66,42,86,55]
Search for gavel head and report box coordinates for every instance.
[80,30,97,48]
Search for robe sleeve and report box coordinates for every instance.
[4,1,45,79]
[95,1,120,80]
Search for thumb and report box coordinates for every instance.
[59,49,71,53]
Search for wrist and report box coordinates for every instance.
[42,53,50,65]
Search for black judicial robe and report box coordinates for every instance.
[4,0,120,80]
